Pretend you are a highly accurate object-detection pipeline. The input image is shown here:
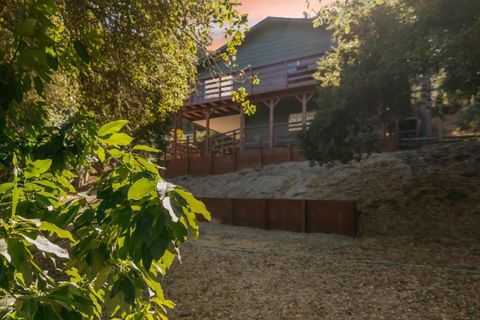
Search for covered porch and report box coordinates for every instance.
[171,90,316,160]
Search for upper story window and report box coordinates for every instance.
[204,75,233,100]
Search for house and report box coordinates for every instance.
[166,17,333,177]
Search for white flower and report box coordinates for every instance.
[13,165,20,177]
[162,196,179,223]
[156,180,175,200]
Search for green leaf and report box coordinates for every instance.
[107,148,125,158]
[143,273,164,300]
[73,40,90,63]
[57,176,75,193]
[132,145,159,153]
[128,178,155,201]
[40,221,74,241]
[33,180,61,191]
[0,239,11,263]
[98,120,128,137]
[135,156,161,178]
[0,182,13,193]
[22,235,69,259]
[61,169,77,179]
[7,240,25,268]
[12,187,20,215]
[175,188,211,221]
[15,19,37,36]
[102,133,133,146]
[95,146,106,162]
[25,159,52,178]
[121,277,135,305]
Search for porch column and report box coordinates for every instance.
[295,93,314,126]
[193,124,197,144]
[204,108,211,155]
[239,105,245,150]
[264,98,280,148]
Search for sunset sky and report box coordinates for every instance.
[210,0,333,49]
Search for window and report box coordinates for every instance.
[288,111,315,132]
[204,75,233,100]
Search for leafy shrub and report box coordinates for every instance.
[0,120,210,319]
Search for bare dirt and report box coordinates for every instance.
[164,222,480,320]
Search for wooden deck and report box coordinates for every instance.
[182,53,324,120]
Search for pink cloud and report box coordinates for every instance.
[239,0,324,23]
[210,0,334,49]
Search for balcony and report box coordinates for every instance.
[185,53,324,108]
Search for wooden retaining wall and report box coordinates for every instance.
[165,139,399,178]
[165,145,305,178]
[199,197,357,236]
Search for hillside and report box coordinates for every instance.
[172,141,480,239]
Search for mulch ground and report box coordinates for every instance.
[163,222,480,320]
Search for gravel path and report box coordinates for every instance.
[164,222,480,320]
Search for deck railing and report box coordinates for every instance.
[171,121,310,159]
[188,53,324,105]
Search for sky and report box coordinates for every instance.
[210,0,334,49]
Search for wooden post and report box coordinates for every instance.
[233,131,237,171]
[218,76,222,101]
[221,135,225,155]
[301,94,307,126]
[209,137,214,175]
[249,66,253,94]
[185,136,190,175]
[193,124,197,144]
[240,106,245,150]
[269,103,274,148]
[301,200,306,233]
[205,108,210,155]
[265,99,280,148]
[296,93,314,127]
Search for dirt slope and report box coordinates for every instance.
[172,141,480,239]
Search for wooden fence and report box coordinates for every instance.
[199,197,357,236]
[165,144,306,178]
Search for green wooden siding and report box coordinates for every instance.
[199,17,332,78]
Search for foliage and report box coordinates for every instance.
[0,121,211,319]
[0,0,245,318]
[0,0,248,142]
[231,87,256,116]
[302,0,480,164]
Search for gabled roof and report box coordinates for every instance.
[214,16,316,54]
[200,16,332,77]
[249,16,315,31]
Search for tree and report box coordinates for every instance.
[0,0,245,318]
[0,0,248,154]
[301,0,480,164]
